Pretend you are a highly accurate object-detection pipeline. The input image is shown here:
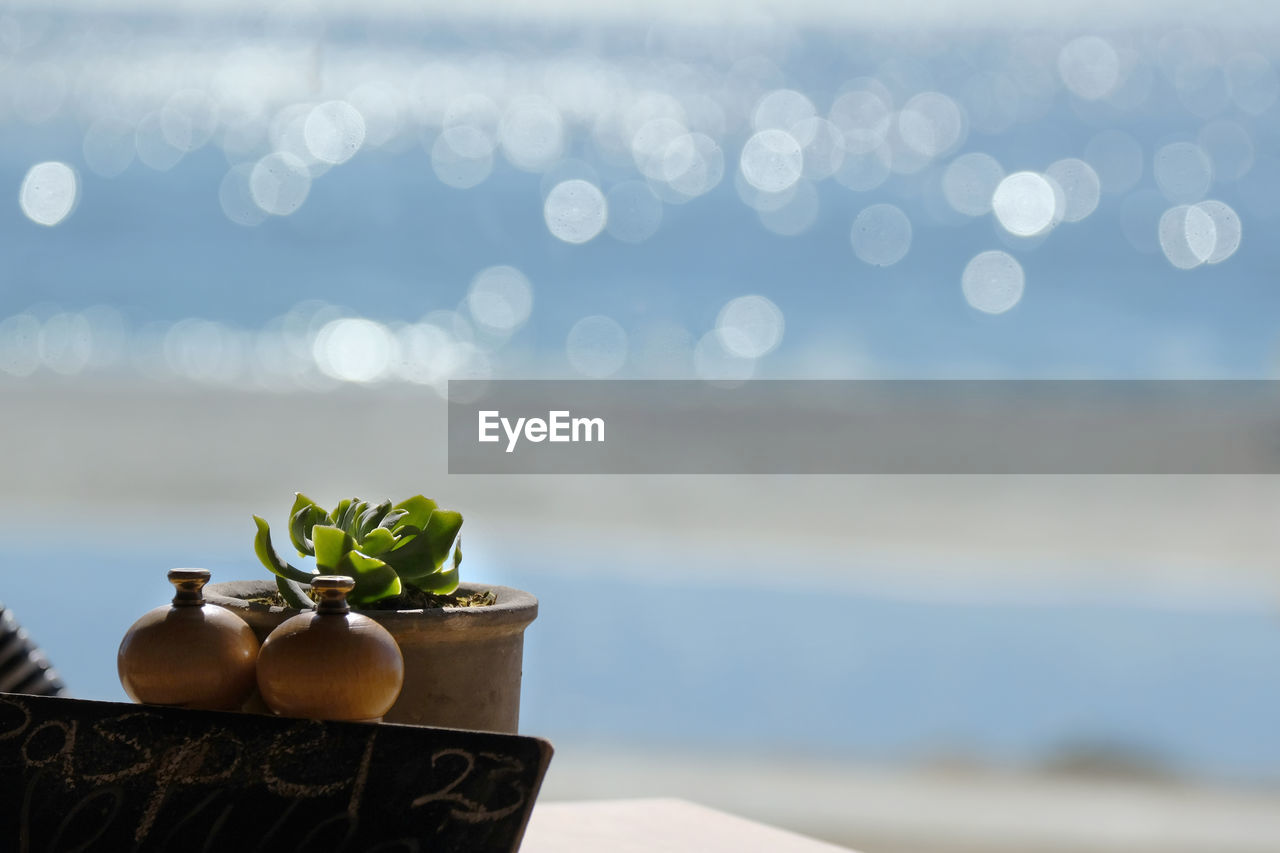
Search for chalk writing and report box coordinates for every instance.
[0,692,552,853]
[82,712,160,784]
[137,727,242,841]
[0,696,31,742]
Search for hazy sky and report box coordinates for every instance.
[12,0,1278,28]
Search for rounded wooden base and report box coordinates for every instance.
[118,603,260,710]
[256,606,404,723]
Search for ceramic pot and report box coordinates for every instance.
[206,581,537,733]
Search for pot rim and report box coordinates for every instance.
[205,580,537,629]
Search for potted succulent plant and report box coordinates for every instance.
[204,493,538,734]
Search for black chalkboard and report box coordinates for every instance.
[0,692,553,853]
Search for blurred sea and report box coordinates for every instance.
[3,527,1278,786]
[0,11,1277,384]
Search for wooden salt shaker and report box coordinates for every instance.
[255,576,404,723]
[117,568,260,710]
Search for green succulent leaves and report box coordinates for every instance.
[252,493,463,608]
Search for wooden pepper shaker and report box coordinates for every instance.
[255,576,404,723]
[118,568,260,710]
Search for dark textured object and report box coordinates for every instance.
[0,601,66,697]
[0,692,553,852]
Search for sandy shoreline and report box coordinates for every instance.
[4,378,1279,590]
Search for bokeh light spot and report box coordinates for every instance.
[829,86,892,154]
[661,132,724,200]
[250,152,310,216]
[164,319,246,384]
[432,128,494,189]
[566,315,628,377]
[897,92,964,158]
[500,96,565,172]
[1195,200,1242,264]
[1158,204,1216,270]
[219,164,267,227]
[794,117,845,180]
[135,112,184,172]
[304,101,366,165]
[716,295,784,359]
[313,317,394,383]
[39,312,93,376]
[740,129,803,193]
[82,118,135,178]
[544,179,608,244]
[943,152,1004,217]
[992,171,1057,236]
[962,251,1025,314]
[443,93,500,154]
[19,161,77,226]
[850,203,913,267]
[160,89,219,153]
[0,314,43,377]
[1045,158,1101,222]
[467,266,534,333]
[1058,36,1121,100]
[752,89,816,134]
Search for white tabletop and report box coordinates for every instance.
[520,798,857,852]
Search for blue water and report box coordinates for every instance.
[6,533,1279,785]
[0,18,1277,378]
[4,128,1276,378]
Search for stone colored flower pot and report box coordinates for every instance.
[205,580,537,733]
